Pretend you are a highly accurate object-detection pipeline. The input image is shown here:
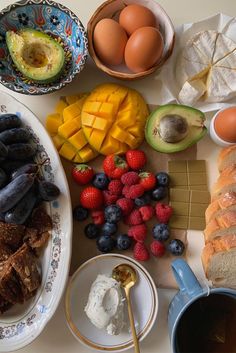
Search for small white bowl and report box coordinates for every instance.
[210,108,236,147]
[65,253,158,352]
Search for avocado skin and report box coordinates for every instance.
[145,104,207,153]
[6,28,65,84]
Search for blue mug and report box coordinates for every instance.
[168,259,236,353]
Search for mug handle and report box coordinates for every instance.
[171,259,203,297]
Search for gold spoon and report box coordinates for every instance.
[112,264,140,353]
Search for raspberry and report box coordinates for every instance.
[139,205,154,222]
[116,198,134,216]
[128,224,147,242]
[121,171,140,186]
[150,240,166,257]
[91,210,105,225]
[108,180,123,196]
[103,190,119,206]
[129,184,145,199]
[133,242,150,261]
[125,209,143,226]
[122,185,131,198]
[155,203,173,223]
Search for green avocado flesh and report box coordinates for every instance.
[145,104,207,153]
[6,28,65,83]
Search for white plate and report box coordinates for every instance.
[0,91,72,352]
[65,254,158,352]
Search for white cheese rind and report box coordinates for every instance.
[176,55,209,86]
[178,79,206,105]
[205,66,236,102]
[85,274,124,335]
[192,30,218,63]
[213,33,236,63]
[215,49,236,69]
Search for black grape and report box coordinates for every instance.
[0,173,35,212]
[0,114,21,132]
[0,168,7,189]
[38,180,60,201]
[11,163,38,179]
[0,141,8,161]
[0,128,31,144]
[7,143,37,161]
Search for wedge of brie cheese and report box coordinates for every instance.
[177,30,236,105]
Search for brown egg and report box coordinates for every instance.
[214,107,236,142]
[93,18,128,66]
[119,4,157,36]
[124,27,164,73]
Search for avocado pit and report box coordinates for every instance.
[159,114,189,143]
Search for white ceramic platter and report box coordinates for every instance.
[65,254,158,352]
[0,91,72,352]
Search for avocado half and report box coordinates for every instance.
[145,104,207,153]
[6,28,65,83]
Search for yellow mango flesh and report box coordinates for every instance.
[46,96,98,163]
[81,83,149,155]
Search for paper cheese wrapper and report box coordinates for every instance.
[156,13,236,113]
[64,141,197,289]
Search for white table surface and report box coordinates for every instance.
[0,0,235,352]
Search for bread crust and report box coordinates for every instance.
[218,145,236,172]
[205,191,236,223]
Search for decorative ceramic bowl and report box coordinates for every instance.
[0,0,88,95]
[87,0,175,80]
[65,254,158,352]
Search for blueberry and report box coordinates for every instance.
[102,222,117,236]
[151,186,167,201]
[84,223,100,239]
[73,206,89,221]
[97,235,116,253]
[134,192,151,207]
[156,172,169,187]
[92,172,109,190]
[168,239,185,256]
[116,234,132,250]
[105,205,122,223]
[152,223,170,241]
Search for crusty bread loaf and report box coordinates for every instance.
[204,207,236,241]
[218,145,236,172]
[205,191,236,223]
[211,178,236,201]
[201,234,236,289]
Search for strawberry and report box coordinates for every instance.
[108,180,123,196]
[128,224,147,242]
[133,242,150,261]
[103,190,119,206]
[121,172,140,186]
[116,198,134,216]
[103,155,129,179]
[126,150,147,170]
[139,205,154,221]
[155,203,173,223]
[150,240,166,257]
[124,209,143,226]
[72,164,94,185]
[91,210,105,225]
[80,186,104,209]
[139,172,156,191]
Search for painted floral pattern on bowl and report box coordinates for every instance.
[0,0,88,95]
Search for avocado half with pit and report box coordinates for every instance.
[6,28,65,83]
[145,104,207,153]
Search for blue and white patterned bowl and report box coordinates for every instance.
[0,0,88,95]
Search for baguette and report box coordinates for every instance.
[204,207,236,242]
[218,145,236,172]
[205,191,236,223]
[211,177,236,201]
[201,234,236,289]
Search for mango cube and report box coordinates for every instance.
[63,103,81,122]
[58,119,81,139]
[46,113,63,136]
[68,129,87,150]
[59,142,76,160]
[93,117,110,131]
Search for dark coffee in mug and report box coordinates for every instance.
[175,293,236,353]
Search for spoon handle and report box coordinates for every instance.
[125,287,140,353]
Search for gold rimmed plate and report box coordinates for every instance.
[65,254,158,352]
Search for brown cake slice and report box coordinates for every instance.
[0,222,25,249]
[0,294,12,313]
[0,243,13,271]
[10,244,41,293]
[24,228,50,250]
[0,264,23,304]
[27,208,52,233]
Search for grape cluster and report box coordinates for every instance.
[0,114,60,225]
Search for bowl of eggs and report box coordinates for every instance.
[87,0,175,80]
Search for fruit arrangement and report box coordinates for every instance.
[0,113,60,225]
[46,83,149,161]
[92,4,164,73]
[73,149,185,261]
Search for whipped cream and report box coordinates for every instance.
[85,274,124,335]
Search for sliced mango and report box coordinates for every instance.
[81,83,149,155]
[55,100,68,115]
[46,113,63,136]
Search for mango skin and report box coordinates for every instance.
[81,83,149,155]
